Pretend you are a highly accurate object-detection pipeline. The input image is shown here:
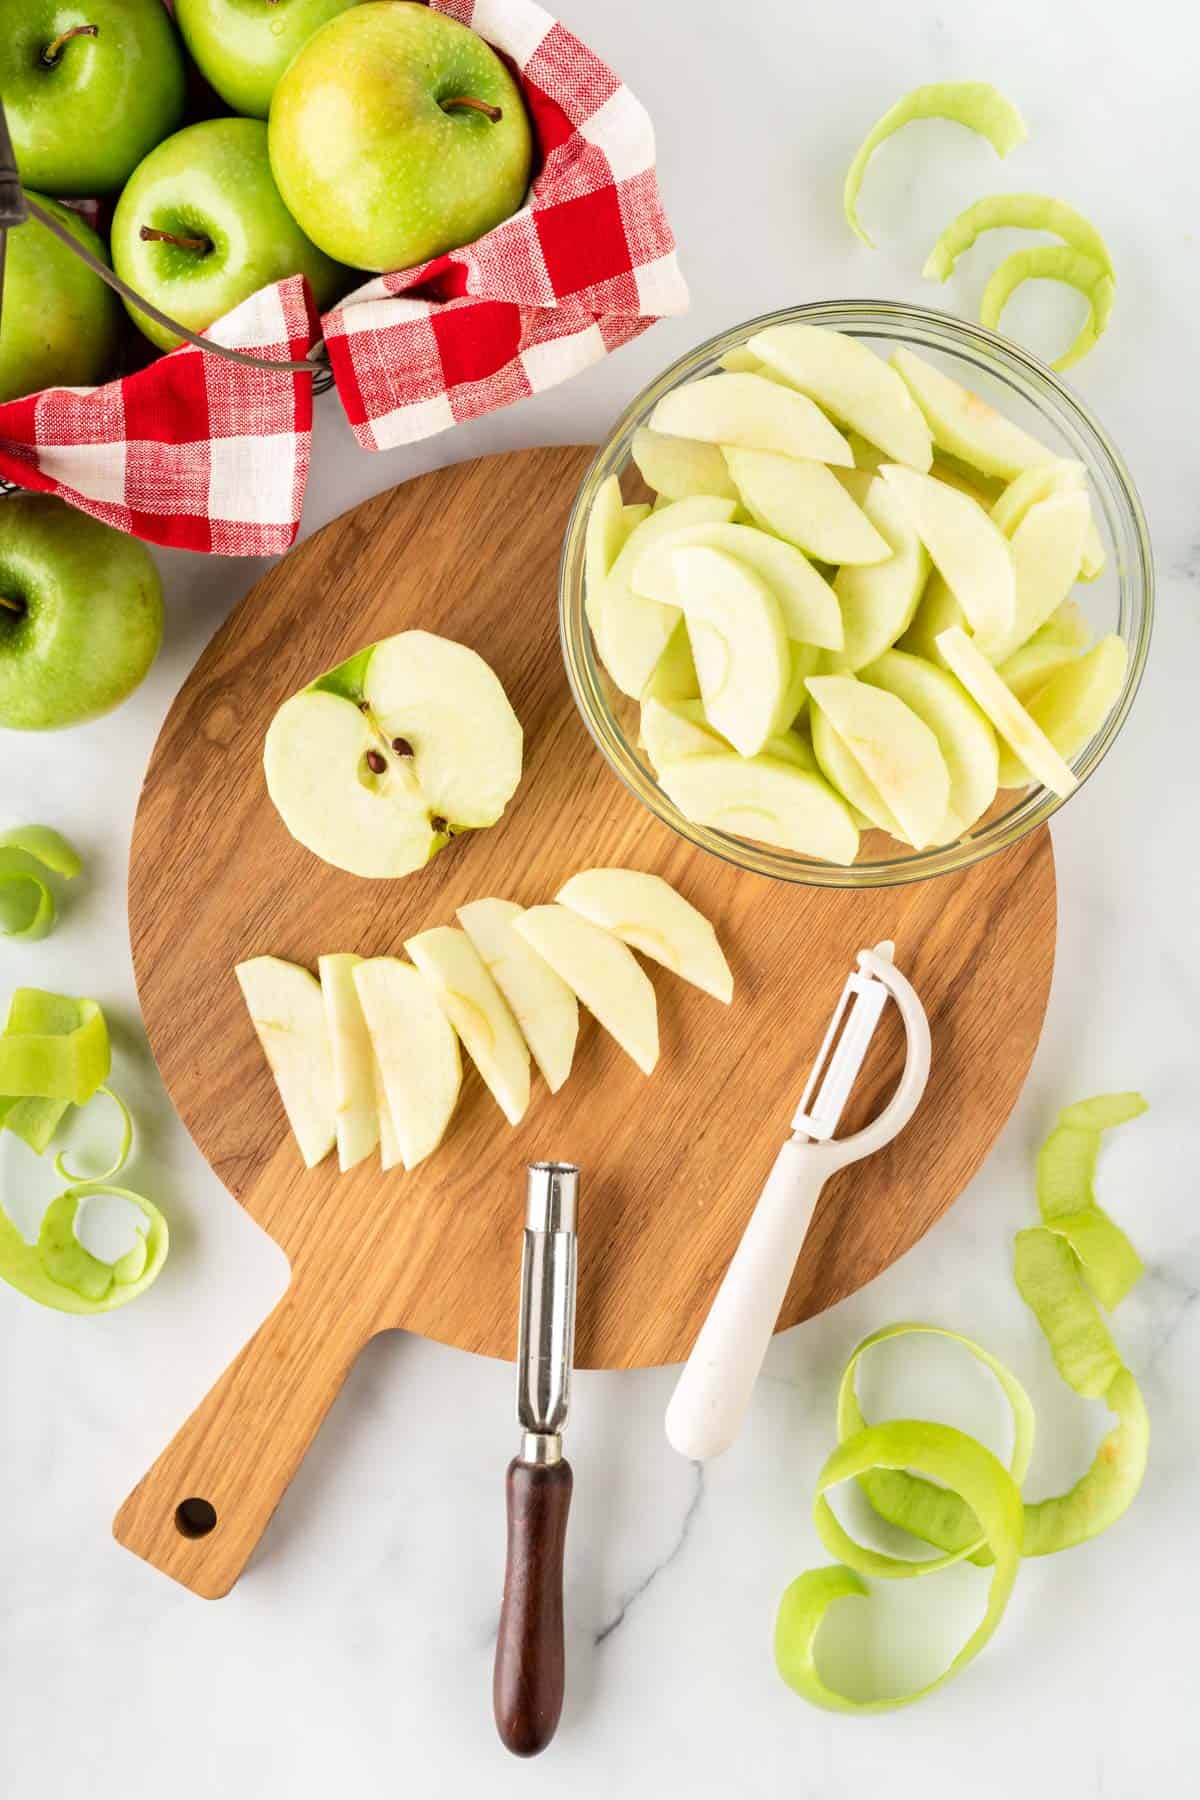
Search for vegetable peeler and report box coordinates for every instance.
[493,1161,579,1757]
[665,942,931,1463]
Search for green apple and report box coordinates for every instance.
[650,372,853,464]
[556,868,733,1004]
[235,956,337,1167]
[457,899,578,1095]
[515,905,660,1077]
[405,926,530,1127]
[174,0,362,120]
[111,118,351,353]
[353,957,462,1170]
[0,0,186,196]
[0,194,121,403]
[264,628,522,878]
[0,496,163,731]
[269,1,533,272]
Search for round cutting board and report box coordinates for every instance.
[116,447,1055,1597]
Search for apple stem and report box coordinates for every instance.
[41,23,99,65]
[139,225,213,255]
[440,94,503,124]
[0,594,25,616]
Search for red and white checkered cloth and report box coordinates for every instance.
[0,0,685,552]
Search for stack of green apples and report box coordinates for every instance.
[0,0,533,399]
[585,324,1127,868]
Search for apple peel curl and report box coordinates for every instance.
[776,1095,1149,1710]
[0,826,81,942]
[924,193,1113,284]
[981,245,1115,371]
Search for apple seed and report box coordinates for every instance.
[430,816,449,835]
[41,24,99,67]
[391,737,414,757]
[365,749,386,775]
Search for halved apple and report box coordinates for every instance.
[235,956,336,1169]
[748,323,933,470]
[318,953,379,1172]
[725,448,891,564]
[631,427,738,501]
[860,648,999,833]
[936,626,1078,798]
[631,521,843,651]
[671,545,790,757]
[879,464,1015,646]
[807,673,951,849]
[587,495,737,699]
[891,348,1054,480]
[991,457,1106,581]
[810,704,905,838]
[514,905,659,1076]
[642,621,701,703]
[556,868,733,1004]
[986,490,1090,664]
[997,634,1127,788]
[832,474,930,669]
[353,958,462,1170]
[405,927,530,1127]
[649,371,853,464]
[457,899,579,1095]
[658,749,859,864]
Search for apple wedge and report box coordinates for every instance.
[725,448,891,565]
[631,521,843,651]
[649,371,853,465]
[642,621,701,703]
[514,905,659,1076]
[897,574,963,668]
[892,348,1055,481]
[991,458,1106,582]
[405,927,530,1127]
[631,427,738,501]
[457,899,578,1095]
[353,958,462,1171]
[584,474,628,594]
[718,346,765,374]
[998,604,1092,704]
[747,323,933,470]
[556,868,733,1004]
[810,704,906,838]
[658,750,859,865]
[936,626,1078,798]
[985,491,1090,664]
[860,649,999,834]
[587,495,737,699]
[373,1058,402,1173]
[997,635,1126,788]
[879,464,1015,647]
[807,673,951,849]
[318,953,379,1173]
[832,474,930,669]
[670,546,790,757]
[235,956,336,1169]
[640,695,727,768]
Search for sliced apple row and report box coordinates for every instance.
[583,324,1127,864]
[234,868,732,1174]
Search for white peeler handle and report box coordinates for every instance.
[664,1140,833,1462]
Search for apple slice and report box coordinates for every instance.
[670,546,789,757]
[891,348,1055,480]
[810,704,906,838]
[642,621,701,703]
[373,1058,402,1173]
[457,899,578,1095]
[832,474,930,669]
[897,573,963,668]
[557,868,733,1004]
[991,458,1106,582]
[587,495,737,699]
[631,427,738,501]
[879,464,1015,646]
[265,689,444,879]
[632,521,843,651]
[724,448,890,564]
[986,492,1090,664]
[405,927,530,1127]
[718,346,764,374]
[514,905,659,1076]
[640,695,726,768]
[658,750,859,865]
[584,474,628,594]
[317,953,379,1173]
[860,649,999,833]
[931,458,1000,507]
[353,958,462,1170]
[362,631,521,833]
[235,956,336,1169]
[997,635,1127,788]
[747,324,933,470]
[998,604,1092,704]
[649,371,853,464]
[807,673,951,849]
[936,626,1078,798]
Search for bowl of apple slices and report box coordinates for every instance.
[560,300,1152,886]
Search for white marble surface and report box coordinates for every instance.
[4,0,1199,1793]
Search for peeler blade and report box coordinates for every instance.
[791,942,895,1142]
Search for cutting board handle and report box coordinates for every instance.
[113,1261,370,1598]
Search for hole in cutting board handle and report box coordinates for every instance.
[174,1497,218,1539]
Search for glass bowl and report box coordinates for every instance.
[558,300,1153,887]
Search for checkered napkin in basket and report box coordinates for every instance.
[322,0,689,451]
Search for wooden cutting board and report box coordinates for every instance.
[114,446,1055,1597]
